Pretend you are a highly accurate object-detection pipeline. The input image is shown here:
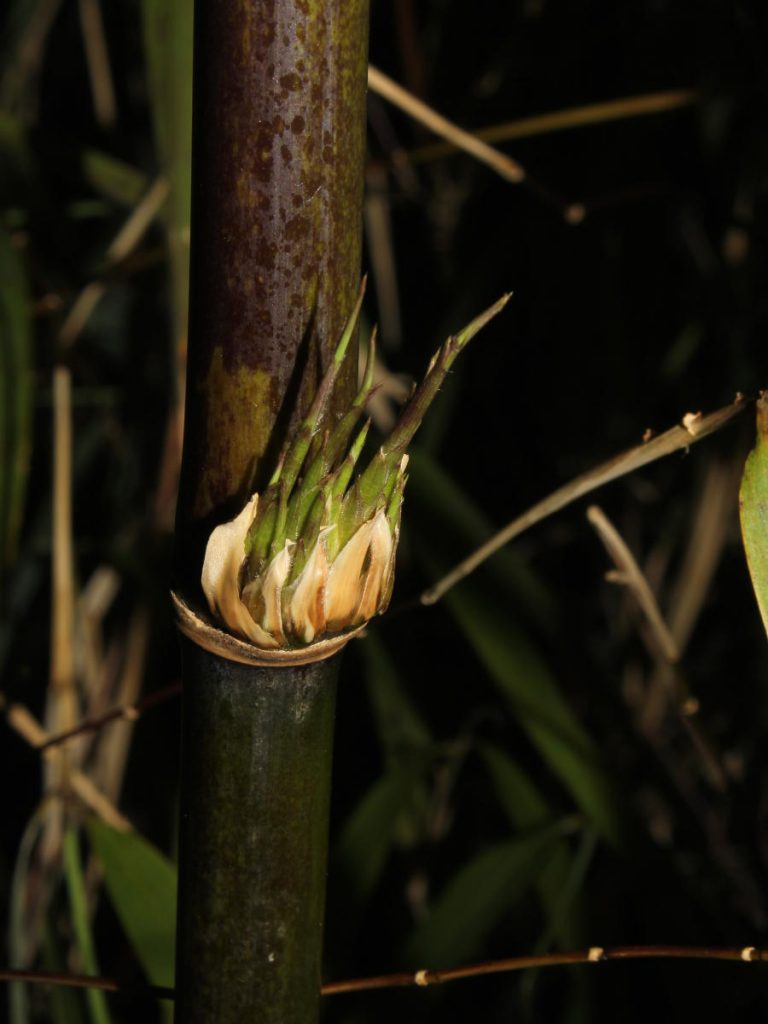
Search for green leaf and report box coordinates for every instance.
[405,823,563,969]
[41,922,88,1024]
[86,818,177,989]
[479,742,553,831]
[82,150,149,208]
[142,0,192,347]
[63,829,111,1024]
[410,491,622,848]
[0,112,35,204]
[335,768,423,907]
[359,628,432,765]
[0,221,33,575]
[740,395,768,637]
[480,742,588,949]
[444,577,622,846]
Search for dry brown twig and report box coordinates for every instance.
[586,504,726,792]
[58,176,169,349]
[421,395,747,607]
[1,944,766,1002]
[410,89,698,163]
[77,0,116,129]
[7,705,132,832]
[367,65,584,223]
[587,506,680,665]
[641,458,740,733]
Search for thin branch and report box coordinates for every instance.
[58,176,169,349]
[410,89,698,163]
[586,505,727,792]
[321,945,767,996]
[2,945,766,1002]
[367,65,583,223]
[639,457,737,736]
[49,368,77,721]
[0,967,173,1001]
[368,66,524,182]
[36,682,182,753]
[587,505,679,665]
[78,0,117,129]
[6,705,133,832]
[420,395,747,607]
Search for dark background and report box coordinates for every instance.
[2,1,768,1021]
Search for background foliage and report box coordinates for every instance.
[2,1,768,1022]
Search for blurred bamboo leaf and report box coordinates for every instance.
[0,0,62,118]
[87,818,176,989]
[62,829,111,1024]
[335,632,433,912]
[404,822,564,969]
[8,810,45,1024]
[480,741,552,829]
[41,923,88,1024]
[81,150,149,208]
[141,0,192,348]
[740,394,768,638]
[0,112,35,203]
[442,578,622,846]
[480,742,587,949]
[408,466,622,847]
[0,221,33,578]
[360,628,432,764]
[336,766,425,907]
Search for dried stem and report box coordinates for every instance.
[410,89,698,162]
[421,395,747,606]
[367,65,583,222]
[586,504,726,791]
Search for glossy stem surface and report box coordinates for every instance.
[175,642,338,1022]
[176,0,370,584]
[174,0,368,1018]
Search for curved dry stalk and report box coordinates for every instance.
[586,504,726,792]
[587,505,679,665]
[421,395,747,607]
[7,705,132,832]
[367,65,583,222]
[410,89,698,162]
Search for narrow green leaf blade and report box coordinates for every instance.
[82,150,149,208]
[445,579,622,846]
[41,922,88,1024]
[87,819,177,988]
[740,395,768,637]
[63,829,111,1024]
[142,0,192,345]
[410,495,622,847]
[359,629,432,764]
[479,741,552,830]
[480,742,588,948]
[405,825,561,969]
[0,221,33,575]
[335,768,421,907]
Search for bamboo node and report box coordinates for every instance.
[172,590,364,668]
[196,285,510,653]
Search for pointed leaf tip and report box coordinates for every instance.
[740,392,768,638]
